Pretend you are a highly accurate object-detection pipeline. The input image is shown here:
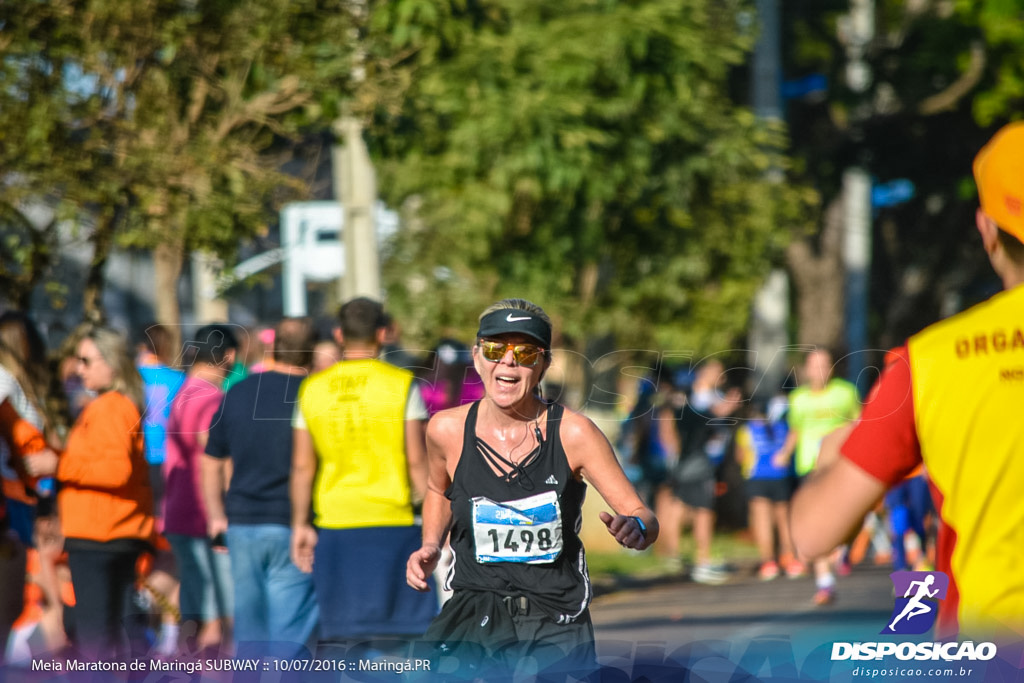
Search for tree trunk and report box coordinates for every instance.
[83,210,118,325]
[578,261,599,311]
[3,212,57,312]
[21,219,57,311]
[153,240,185,357]
[786,195,845,350]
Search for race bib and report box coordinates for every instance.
[472,491,563,564]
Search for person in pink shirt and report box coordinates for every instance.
[163,324,238,654]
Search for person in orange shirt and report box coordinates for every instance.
[5,521,73,664]
[0,398,55,662]
[0,311,59,546]
[26,326,154,660]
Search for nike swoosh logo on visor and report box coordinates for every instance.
[506,314,531,322]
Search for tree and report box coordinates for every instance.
[362,0,816,356]
[781,0,1024,353]
[0,203,61,311]
[0,5,94,313]
[0,0,355,337]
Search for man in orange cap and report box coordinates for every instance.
[791,122,1024,639]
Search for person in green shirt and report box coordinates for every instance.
[220,326,249,393]
[774,348,860,605]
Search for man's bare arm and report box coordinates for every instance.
[289,428,318,572]
[404,418,428,506]
[790,454,887,561]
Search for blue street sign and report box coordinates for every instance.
[872,179,916,208]
[781,74,828,99]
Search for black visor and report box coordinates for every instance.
[476,309,552,348]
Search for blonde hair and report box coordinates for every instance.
[82,325,146,415]
[0,312,54,433]
[478,298,552,327]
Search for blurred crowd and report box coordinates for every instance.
[0,307,498,665]
[0,301,936,666]
[615,348,935,602]
[3,117,1020,672]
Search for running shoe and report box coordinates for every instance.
[758,561,780,581]
[783,558,807,578]
[813,587,836,606]
[662,556,684,574]
[692,564,729,585]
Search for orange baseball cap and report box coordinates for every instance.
[973,121,1024,243]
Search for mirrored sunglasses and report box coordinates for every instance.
[478,340,547,367]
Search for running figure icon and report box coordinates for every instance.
[888,574,939,632]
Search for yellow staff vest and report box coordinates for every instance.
[298,359,415,528]
[908,284,1024,636]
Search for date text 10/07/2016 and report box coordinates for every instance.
[273,658,432,673]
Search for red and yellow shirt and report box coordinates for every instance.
[842,284,1024,638]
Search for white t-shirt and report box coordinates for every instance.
[0,366,44,481]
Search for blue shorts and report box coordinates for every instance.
[745,478,794,503]
[313,526,438,640]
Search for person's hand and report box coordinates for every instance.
[208,516,229,553]
[290,523,317,573]
[406,544,441,591]
[207,516,228,544]
[713,388,743,417]
[599,511,646,550]
[34,516,63,561]
[23,449,59,477]
[771,449,789,470]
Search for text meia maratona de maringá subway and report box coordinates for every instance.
[29,658,249,674]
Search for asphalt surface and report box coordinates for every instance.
[590,562,899,681]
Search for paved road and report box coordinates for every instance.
[590,563,897,681]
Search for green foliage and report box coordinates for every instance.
[780,0,1024,347]
[367,0,815,352]
[0,200,61,309]
[0,0,357,313]
[955,0,1024,126]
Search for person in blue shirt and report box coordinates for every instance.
[736,395,803,581]
[136,324,186,509]
[134,322,186,655]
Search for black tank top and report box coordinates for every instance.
[445,401,591,623]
